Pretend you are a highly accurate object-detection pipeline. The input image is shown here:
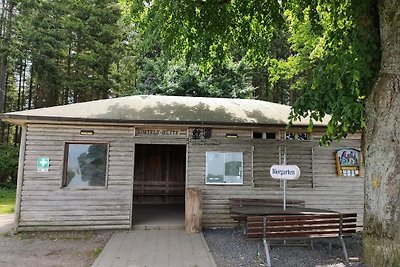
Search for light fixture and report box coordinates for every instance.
[226,133,238,138]
[80,130,94,135]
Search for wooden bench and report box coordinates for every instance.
[133,181,185,203]
[246,213,357,267]
[229,198,305,226]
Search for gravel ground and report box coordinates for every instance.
[203,228,367,267]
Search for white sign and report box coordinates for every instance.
[270,165,300,180]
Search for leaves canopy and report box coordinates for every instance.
[122,0,380,143]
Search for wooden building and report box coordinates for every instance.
[1,95,364,231]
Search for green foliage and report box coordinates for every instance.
[0,187,16,214]
[114,54,254,99]
[0,145,19,185]
[13,0,123,108]
[121,0,380,143]
[281,1,380,143]
[122,0,282,66]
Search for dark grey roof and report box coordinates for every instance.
[0,95,329,126]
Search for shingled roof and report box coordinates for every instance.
[0,95,329,127]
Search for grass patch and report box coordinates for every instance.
[92,247,103,258]
[0,187,16,214]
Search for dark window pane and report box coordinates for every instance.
[265,133,276,139]
[65,143,107,187]
[253,132,263,139]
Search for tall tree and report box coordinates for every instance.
[122,0,400,264]
[15,0,122,108]
[0,0,15,142]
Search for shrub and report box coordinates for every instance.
[0,145,19,185]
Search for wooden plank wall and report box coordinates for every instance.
[187,128,364,228]
[18,124,363,231]
[18,124,135,231]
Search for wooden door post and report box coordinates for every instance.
[185,187,202,234]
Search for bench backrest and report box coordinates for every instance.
[133,181,185,194]
[247,213,357,240]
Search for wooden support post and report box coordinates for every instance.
[14,126,27,233]
[185,187,202,234]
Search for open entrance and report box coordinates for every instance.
[132,144,186,228]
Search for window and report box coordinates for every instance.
[63,143,108,188]
[206,152,243,184]
[252,131,277,140]
[285,132,309,141]
[265,133,276,139]
[253,132,263,139]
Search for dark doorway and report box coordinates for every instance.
[133,144,186,205]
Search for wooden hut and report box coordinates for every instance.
[0,95,363,231]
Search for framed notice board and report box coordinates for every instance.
[335,148,362,176]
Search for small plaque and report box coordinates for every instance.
[37,157,50,172]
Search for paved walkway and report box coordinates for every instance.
[0,214,13,234]
[92,229,217,267]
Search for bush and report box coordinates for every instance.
[0,145,19,185]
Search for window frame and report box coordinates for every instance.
[205,151,244,185]
[62,141,109,189]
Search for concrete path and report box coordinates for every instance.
[0,214,13,234]
[92,229,217,267]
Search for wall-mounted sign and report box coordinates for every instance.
[37,157,50,172]
[270,165,301,180]
[135,128,187,137]
[336,148,361,176]
[191,128,212,140]
[189,139,219,146]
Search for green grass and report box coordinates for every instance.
[92,247,103,258]
[0,187,16,214]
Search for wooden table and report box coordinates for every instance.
[230,205,338,216]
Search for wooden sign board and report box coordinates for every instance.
[335,148,362,176]
[135,128,187,137]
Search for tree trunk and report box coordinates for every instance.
[363,0,400,265]
[0,0,13,143]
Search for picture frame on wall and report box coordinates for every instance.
[335,148,362,176]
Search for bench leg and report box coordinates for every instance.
[262,237,272,267]
[339,236,349,264]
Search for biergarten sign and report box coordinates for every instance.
[270,165,301,180]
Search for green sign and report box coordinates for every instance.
[37,157,50,172]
